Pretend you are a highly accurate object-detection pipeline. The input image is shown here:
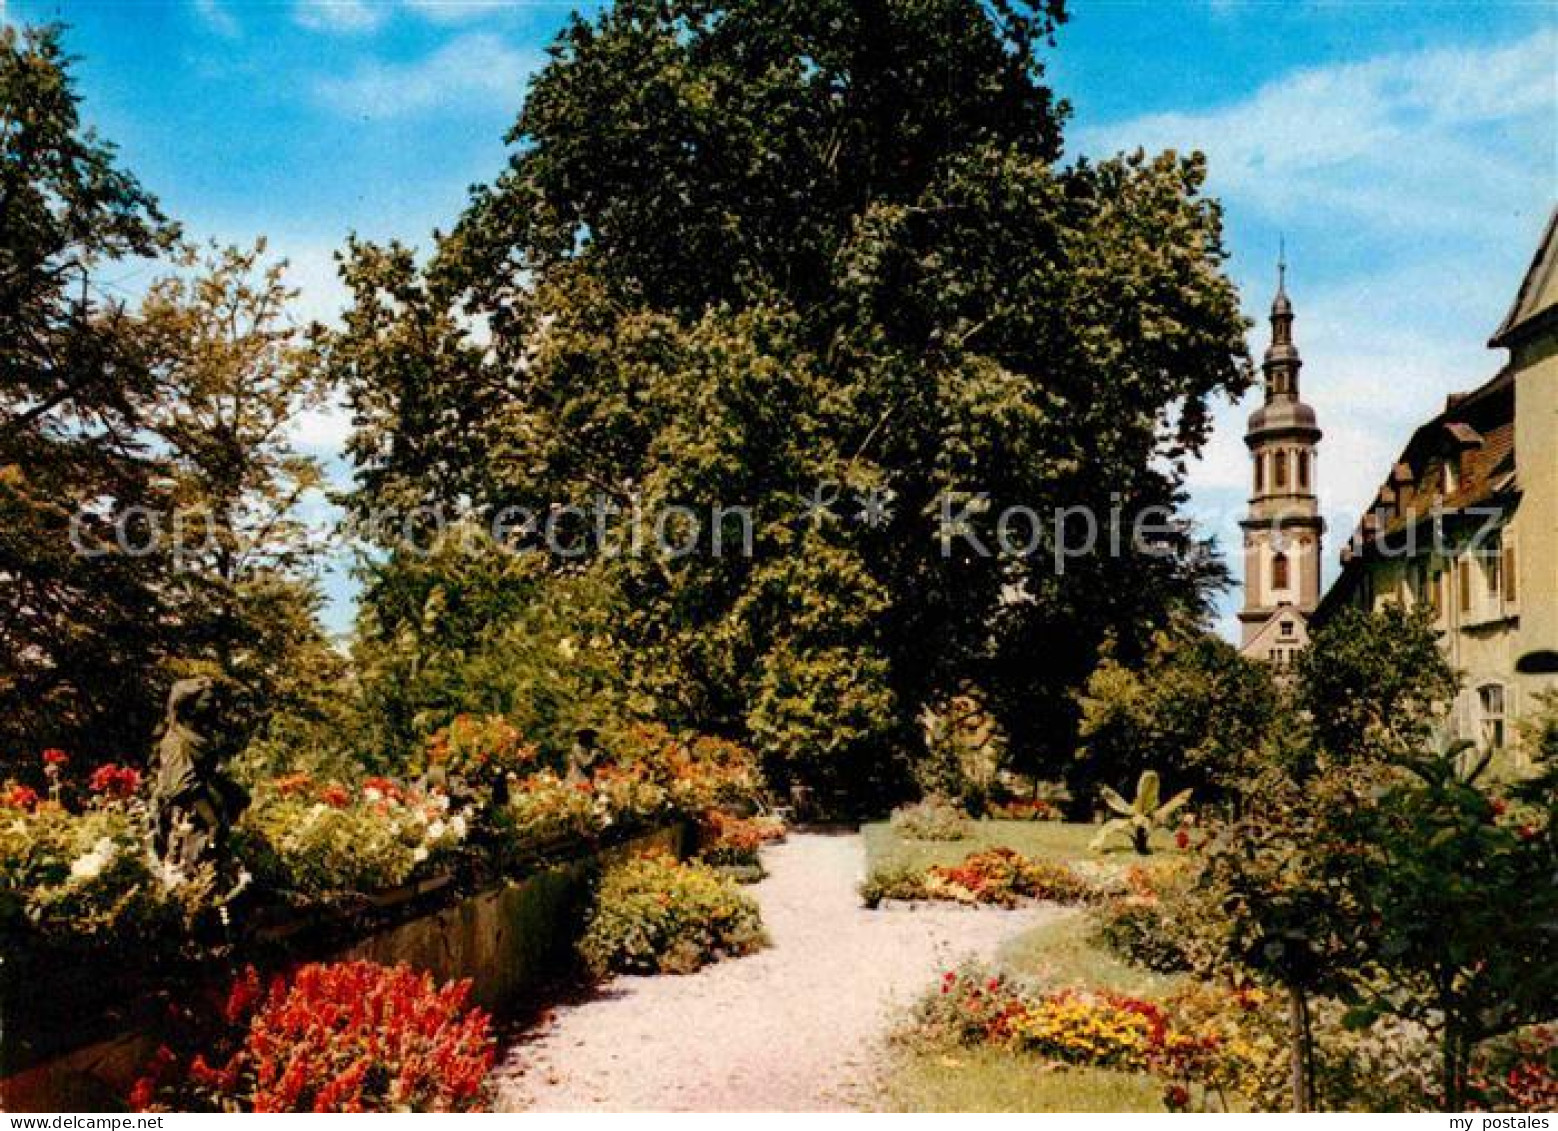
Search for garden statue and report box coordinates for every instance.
[564,726,601,786]
[150,676,249,873]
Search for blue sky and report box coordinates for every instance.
[7,0,1556,638]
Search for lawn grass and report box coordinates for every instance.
[860,818,1177,875]
[879,1045,1167,1112]
[871,818,1184,1112]
[999,909,1186,998]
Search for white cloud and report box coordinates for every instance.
[1072,33,1556,239]
[294,0,387,34]
[402,0,500,23]
[192,0,240,38]
[312,31,538,118]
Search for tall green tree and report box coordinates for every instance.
[1296,604,1457,766]
[139,241,339,747]
[0,24,179,765]
[324,0,1252,797]
[1077,621,1280,806]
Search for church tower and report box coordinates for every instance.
[1239,259,1324,663]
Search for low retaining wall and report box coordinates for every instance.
[0,825,684,1112]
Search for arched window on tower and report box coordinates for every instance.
[1272,550,1290,592]
[1254,453,1264,494]
[1274,450,1288,490]
[1297,450,1310,490]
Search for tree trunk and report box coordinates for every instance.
[1288,985,1313,1112]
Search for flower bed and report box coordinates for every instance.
[235,777,468,900]
[1,754,198,960]
[131,961,494,1112]
[899,961,1273,1111]
[861,847,1095,908]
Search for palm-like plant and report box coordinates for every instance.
[1089,770,1192,855]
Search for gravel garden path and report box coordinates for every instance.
[493,829,1061,1112]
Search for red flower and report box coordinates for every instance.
[2,783,40,810]
[89,763,143,800]
[319,783,352,809]
[42,748,69,767]
[274,772,313,798]
[1174,829,1190,850]
[1164,1083,1191,1110]
[1491,798,1509,817]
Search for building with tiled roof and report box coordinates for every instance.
[1317,206,1558,758]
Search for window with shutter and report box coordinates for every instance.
[1459,559,1471,613]
[1503,543,1517,604]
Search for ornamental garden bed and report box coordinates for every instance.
[0,823,686,1112]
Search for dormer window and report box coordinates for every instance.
[1442,458,1459,496]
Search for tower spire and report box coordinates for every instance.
[1264,244,1299,397]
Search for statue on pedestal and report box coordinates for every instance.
[150,676,249,874]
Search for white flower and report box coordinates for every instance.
[69,837,116,881]
[426,819,447,841]
[412,846,429,864]
[449,814,467,839]
[364,787,383,803]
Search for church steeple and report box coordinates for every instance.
[1263,249,1302,398]
[1239,252,1325,658]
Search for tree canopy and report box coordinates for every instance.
[324,0,1253,798]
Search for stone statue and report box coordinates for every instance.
[564,726,601,787]
[150,676,249,873]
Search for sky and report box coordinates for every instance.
[6,0,1556,639]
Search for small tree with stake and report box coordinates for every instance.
[1195,736,1374,1111]
[1348,736,1557,1111]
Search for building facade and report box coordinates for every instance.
[1239,266,1324,668]
[1317,207,1558,759]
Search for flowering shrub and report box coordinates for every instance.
[889,796,969,840]
[609,724,763,812]
[578,852,766,976]
[502,770,602,853]
[590,763,670,831]
[900,962,1032,1049]
[235,778,466,898]
[0,750,208,956]
[696,810,782,870]
[0,791,200,955]
[1470,1026,1558,1112]
[423,714,538,809]
[132,961,493,1112]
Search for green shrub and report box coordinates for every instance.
[889,797,969,841]
[1090,896,1193,974]
[579,853,766,976]
[859,863,933,908]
